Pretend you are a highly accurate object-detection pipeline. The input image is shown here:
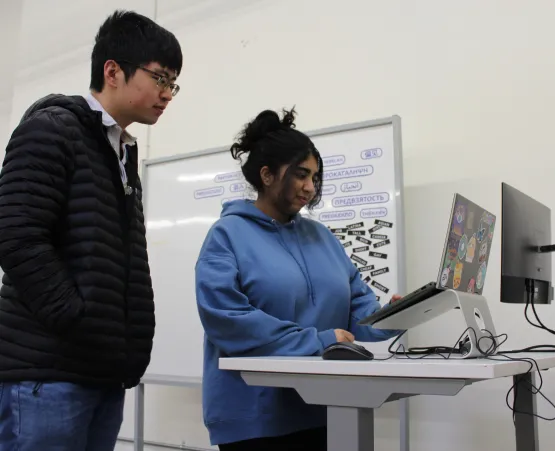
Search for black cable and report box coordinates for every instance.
[503,278,555,354]
[385,326,554,421]
[378,280,555,417]
[387,327,494,359]
[525,279,545,331]
[484,349,555,421]
[503,345,555,354]
[528,279,555,335]
[383,330,425,360]
[537,244,555,253]
[384,331,433,359]
[386,330,446,359]
[372,353,396,362]
[387,330,448,357]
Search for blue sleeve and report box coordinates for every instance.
[195,225,338,357]
[347,262,402,341]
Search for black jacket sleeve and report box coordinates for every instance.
[0,110,85,332]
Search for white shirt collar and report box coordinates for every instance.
[85,92,137,146]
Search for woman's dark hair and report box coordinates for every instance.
[230,108,323,210]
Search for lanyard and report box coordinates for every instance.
[118,144,133,196]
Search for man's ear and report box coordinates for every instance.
[103,60,123,88]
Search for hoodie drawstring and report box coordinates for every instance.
[292,222,316,305]
[272,219,316,305]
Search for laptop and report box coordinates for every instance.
[358,193,496,327]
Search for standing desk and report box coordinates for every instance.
[219,354,555,451]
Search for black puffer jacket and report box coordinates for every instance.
[0,94,154,388]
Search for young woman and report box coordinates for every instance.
[195,108,402,451]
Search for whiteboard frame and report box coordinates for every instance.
[140,115,407,296]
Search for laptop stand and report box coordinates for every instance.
[372,289,498,359]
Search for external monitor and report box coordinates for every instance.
[501,183,553,304]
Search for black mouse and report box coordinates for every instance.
[322,342,374,361]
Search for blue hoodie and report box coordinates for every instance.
[195,199,400,445]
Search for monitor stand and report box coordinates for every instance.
[372,289,498,359]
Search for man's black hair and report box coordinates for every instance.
[90,10,183,92]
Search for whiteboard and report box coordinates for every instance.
[142,116,407,379]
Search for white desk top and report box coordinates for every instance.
[219,353,555,380]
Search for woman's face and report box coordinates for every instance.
[266,154,320,216]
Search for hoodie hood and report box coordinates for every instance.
[20,94,100,128]
[220,198,315,307]
[220,199,301,229]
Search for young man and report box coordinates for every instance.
[0,10,182,451]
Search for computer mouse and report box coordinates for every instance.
[322,342,374,361]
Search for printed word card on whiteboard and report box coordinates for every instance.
[142,116,406,379]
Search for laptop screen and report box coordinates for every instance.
[436,194,496,295]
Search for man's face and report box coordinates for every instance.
[117,62,179,126]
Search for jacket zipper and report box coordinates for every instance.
[99,125,132,385]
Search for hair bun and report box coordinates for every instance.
[230,107,297,161]
[248,110,281,140]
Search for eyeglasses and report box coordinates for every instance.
[119,60,180,96]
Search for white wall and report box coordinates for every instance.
[0,2,22,154]
[3,0,555,450]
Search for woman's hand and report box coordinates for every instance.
[389,294,403,304]
[334,329,355,343]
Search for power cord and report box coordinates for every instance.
[385,328,503,359]
[526,279,555,334]
[385,327,555,421]
[503,278,555,354]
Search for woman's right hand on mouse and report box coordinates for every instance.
[334,329,355,343]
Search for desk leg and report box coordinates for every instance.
[400,398,409,451]
[399,331,410,451]
[513,373,539,451]
[327,406,373,451]
[134,383,145,451]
